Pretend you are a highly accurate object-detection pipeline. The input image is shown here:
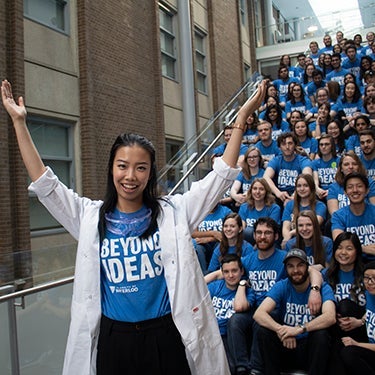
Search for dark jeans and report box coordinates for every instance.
[96,314,191,375]
[258,326,331,375]
[227,311,254,372]
[340,345,375,375]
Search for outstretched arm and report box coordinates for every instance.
[2,80,46,181]
[222,80,266,167]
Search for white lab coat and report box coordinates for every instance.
[29,157,238,375]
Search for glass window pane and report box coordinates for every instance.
[160,33,174,55]
[24,0,67,31]
[29,122,69,158]
[196,53,205,71]
[159,9,173,32]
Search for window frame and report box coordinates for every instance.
[159,4,178,80]
[23,0,70,35]
[27,116,75,236]
[194,28,208,95]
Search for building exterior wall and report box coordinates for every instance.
[0,0,256,288]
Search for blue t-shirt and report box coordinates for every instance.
[243,128,258,143]
[212,142,249,156]
[235,170,265,193]
[100,208,170,322]
[326,269,366,306]
[208,280,255,335]
[331,203,375,261]
[197,204,232,232]
[328,180,375,209]
[238,203,281,229]
[285,236,333,266]
[340,99,363,119]
[312,157,339,190]
[273,77,299,103]
[326,69,350,90]
[242,249,287,306]
[346,135,361,156]
[285,98,313,116]
[299,137,318,156]
[267,154,312,194]
[342,58,361,78]
[267,279,335,338]
[281,200,327,223]
[306,81,326,97]
[254,140,281,160]
[365,291,375,343]
[360,156,375,181]
[208,241,254,272]
[271,121,290,141]
[309,121,328,134]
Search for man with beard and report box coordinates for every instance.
[254,248,336,375]
[225,218,322,375]
[359,129,375,180]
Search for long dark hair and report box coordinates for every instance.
[219,213,244,261]
[98,133,162,241]
[326,232,365,304]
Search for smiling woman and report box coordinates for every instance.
[1,78,267,375]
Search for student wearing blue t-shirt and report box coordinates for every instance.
[325,232,367,374]
[208,254,255,374]
[263,104,290,141]
[230,147,265,207]
[327,151,375,216]
[340,261,375,374]
[332,172,375,262]
[313,134,340,200]
[192,203,232,272]
[285,83,312,120]
[238,178,281,244]
[291,119,318,160]
[264,132,313,204]
[254,248,336,375]
[225,218,323,375]
[360,130,375,180]
[346,115,371,156]
[1,77,268,375]
[340,82,363,127]
[282,175,327,247]
[254,121,281,163]
[273,65,299,107]
[208,213,253,273]
[285,210,332,269]
[326,53,350,91]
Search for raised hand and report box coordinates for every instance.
[1,80,27,122]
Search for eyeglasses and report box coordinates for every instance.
[255,230,274,237]
[364,275,375,284]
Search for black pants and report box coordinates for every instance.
[341,345,375,375]
[96,314,191,375]
[258,326,331,375]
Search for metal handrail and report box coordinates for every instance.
[0,276,74,304]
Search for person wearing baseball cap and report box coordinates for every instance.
[254,248,336,374]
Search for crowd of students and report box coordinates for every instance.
[199,31,375,375]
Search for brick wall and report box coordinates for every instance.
[77,0,165,199]
[207,0,243,112]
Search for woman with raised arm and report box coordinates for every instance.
[1,79,266,375]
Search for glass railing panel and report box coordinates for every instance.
[0,300,12,375]
[16,284,72,375]
[158,73,261,195]
[0,243,76,290]
[256,4,375,48]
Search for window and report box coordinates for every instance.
[24,0,69,33]
[239,0,247,26]
[159,5,177,79]
[28,117,75,233]
[195,29,207,94]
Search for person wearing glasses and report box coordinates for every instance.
[340,260,375,374]
[332,172,375,263]
[230,147,265,207]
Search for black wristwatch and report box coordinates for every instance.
[310,285,320,291]
[239,280,247,287]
